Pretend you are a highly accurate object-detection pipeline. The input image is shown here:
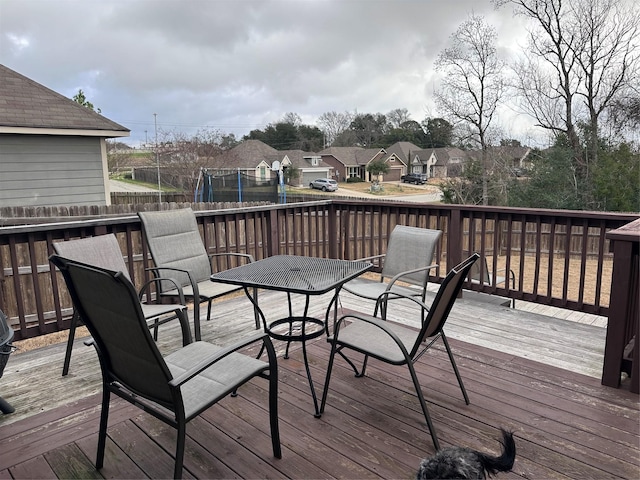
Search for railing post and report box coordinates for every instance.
[448,207,463,270]
[602,219,640,393]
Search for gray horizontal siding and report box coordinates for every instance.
[0,135,107,207]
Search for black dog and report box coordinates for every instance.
[416,429,516,479]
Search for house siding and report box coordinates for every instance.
[0,134,108,207]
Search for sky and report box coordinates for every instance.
[1,0,543,147]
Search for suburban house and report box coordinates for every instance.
[0,64,130,208]
[263,150,333,187]
[319,146,406,182]
[384,141,422,166]
[209,139,332,185]
[405,147,469,178]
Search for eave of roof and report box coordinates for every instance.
[0,126,130,138]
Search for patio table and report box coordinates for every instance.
[210,255,372,416]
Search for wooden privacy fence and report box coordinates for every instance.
[0,200,636,341]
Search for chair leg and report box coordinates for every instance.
[193,300,202,342]
[206,299,213,322]
[152,318,160,341]
[441,332,469,405]
[96,386,111,470]
[62,310,80,376]
[174,421,186,479]
[319,343,338,416]
[336,349,368,377]
[0,396,15,414]
[407,361,440,451]
[253,287,260,330]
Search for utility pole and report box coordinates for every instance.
[154,113,161,203]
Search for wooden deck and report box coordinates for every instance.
[1,289,638,479]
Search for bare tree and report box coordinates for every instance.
[572,0,639,165]
[155,128,226,196]
[317,110,355,147]
[281,112,302,126]
[386,108,412,129]
[434,13,505,205]
[496,0,639,177]
[499,0,583,156]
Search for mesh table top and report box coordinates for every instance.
[210,255,372,295]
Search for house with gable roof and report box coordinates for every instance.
[406,147,469,178]
[319,146,406,182]
[263,149,333,187]
[210,139,332,186]
[0,64,130,207]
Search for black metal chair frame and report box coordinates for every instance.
[320,253,480,451]
[50,254,281,479]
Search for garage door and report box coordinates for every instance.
[302,172,324,186]
[384,167,402,182]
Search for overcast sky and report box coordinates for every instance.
[1,0,542,147]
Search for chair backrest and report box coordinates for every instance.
[412,253,480,354]
[382,225,442,287]
[138,208,211,288]
[49,254,175,408]
[468,255,491,285]
[52,234,132,281]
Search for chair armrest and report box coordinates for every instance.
[146,266,200,298]
[490,268,517,289]
[209,252,255,268]
[168,332,273,387]
[375,290,433,327]
[351,253,385,263]
[138,276,187,306]
[385,264,438,290]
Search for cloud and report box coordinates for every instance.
[2,0,538,145]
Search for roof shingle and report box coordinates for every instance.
[0,64,129,133]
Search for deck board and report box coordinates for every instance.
[0,288,638,479]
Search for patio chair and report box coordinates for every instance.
[468,255,516,307]
[320,253,480,451]
[342,225,442,319]
[138,208,257,341]
[49,254,281,479]
[53,234,190,376]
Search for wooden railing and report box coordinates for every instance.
[0,200,636,342]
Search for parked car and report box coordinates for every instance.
[309,178,338,192]
[401,172,427,185]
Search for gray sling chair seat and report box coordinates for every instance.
[49,254,281,480]
[320,253,480,451]
[138,208,257,342]
[342,225,442,319]
[53,234,190,376]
